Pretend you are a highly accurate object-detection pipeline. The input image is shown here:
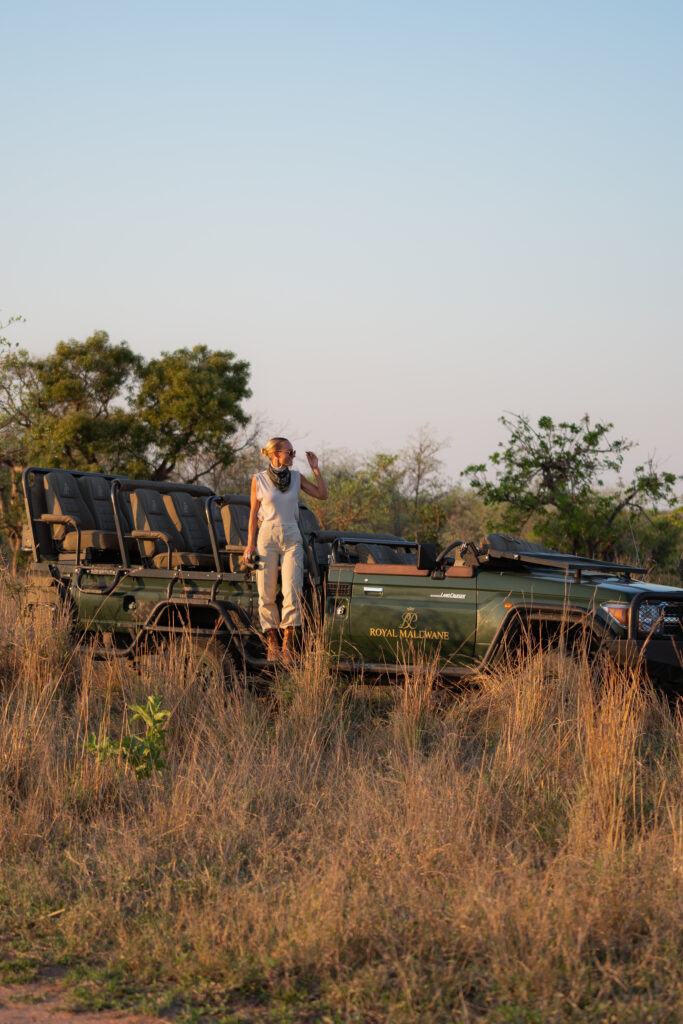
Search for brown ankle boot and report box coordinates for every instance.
[265,628,280,662]
[281,627,297,666]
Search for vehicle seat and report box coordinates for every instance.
[298,504,331,572]
[165,490,213,555]
[131,488,215,569]
[220,496,250,570]
[44,471,120,558]
[391,547,417,565]
[78,475,135,535]
[356,543,380,564]
[355,542,408,565]
[203,498,227,547]
[27,473,53,559]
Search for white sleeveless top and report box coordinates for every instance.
[255,470,301,524]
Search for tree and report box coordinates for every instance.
[0,313,28,563]
[27,333,145,472]
[462,413,680,564]
[307,451,405,533]
[136,345,250,481]
[305,429,490,548]
[400,425,450,541]
[0,330,251,565]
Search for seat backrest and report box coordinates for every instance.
[45,472,95,541]
[165,491,212,554]
[355,543,386,564]
[77,474,132,534]
[355,541,417,565]
[389,547,417,565]
[205,499,227,547]
[131,488,185,558]
[29,474,53,557]
[297,505,320,537]
[220,496,250,546]
[298,504,331,569]
[215,496,249,571]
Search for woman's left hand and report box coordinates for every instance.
[300,451,328,500]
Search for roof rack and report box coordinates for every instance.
[483,544,646,580]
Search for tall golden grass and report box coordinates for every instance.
[2,575,683,1022]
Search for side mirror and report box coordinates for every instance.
[416,542,437,571]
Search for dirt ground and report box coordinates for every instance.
[0,982,166,1024]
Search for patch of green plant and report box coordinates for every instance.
[86,694,170,778]
[0,956,41,983]
[65,962,175,1015]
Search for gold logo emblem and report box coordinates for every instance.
[369,605,450,642]
[399,608,418,629]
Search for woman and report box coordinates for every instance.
[243,437,328,662]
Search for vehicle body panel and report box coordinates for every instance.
[345,569,477,666]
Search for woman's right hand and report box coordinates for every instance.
[243,543,257,562]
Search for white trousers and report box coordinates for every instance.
[256,522,304,630]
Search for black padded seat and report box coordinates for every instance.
[206,500,227,547]
[62,529,123,553]
[355,541,416,565]
[355,543,396,565]
[297,505,319,534]
[78,475,140,560]
[45,472,94,540]
[220,495,250,545]
[390,548,417,565]
[219,495,250,570]
[27,474,53,558]
[77,474,128,534]
[202,498,241,571]
[131,488,215,569]
[165,491,212,554]
[297,504,330,574]
[44,471,120,556]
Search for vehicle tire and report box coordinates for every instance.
[186,638,240,690]
[499,614,599,678]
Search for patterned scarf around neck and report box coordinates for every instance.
[267,464,291,492]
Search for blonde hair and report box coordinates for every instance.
[260,437,291,460]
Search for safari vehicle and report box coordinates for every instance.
[21,467,683,689]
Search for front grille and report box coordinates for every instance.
[327,581,352,599]
[638,600,683,640]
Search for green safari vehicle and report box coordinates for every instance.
[21,466,683,689]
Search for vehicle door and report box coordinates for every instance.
[324,565,355,658]
[346,565,478,667]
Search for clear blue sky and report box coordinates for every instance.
[3,0,682,484]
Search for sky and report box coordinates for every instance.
[2,0,682,487]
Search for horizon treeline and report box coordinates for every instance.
[1,328,681,577]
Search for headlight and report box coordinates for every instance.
[600,602,631,629]
[638,602,665,635]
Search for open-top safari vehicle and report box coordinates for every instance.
[21,467,683,690]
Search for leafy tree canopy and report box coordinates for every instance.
[137,345,250,480]
[462,413,680,563]
[0,330,251,480]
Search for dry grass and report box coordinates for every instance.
[2,577,683,1022]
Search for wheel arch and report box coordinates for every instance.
[136,598,244,652]
[482,602,608,667]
